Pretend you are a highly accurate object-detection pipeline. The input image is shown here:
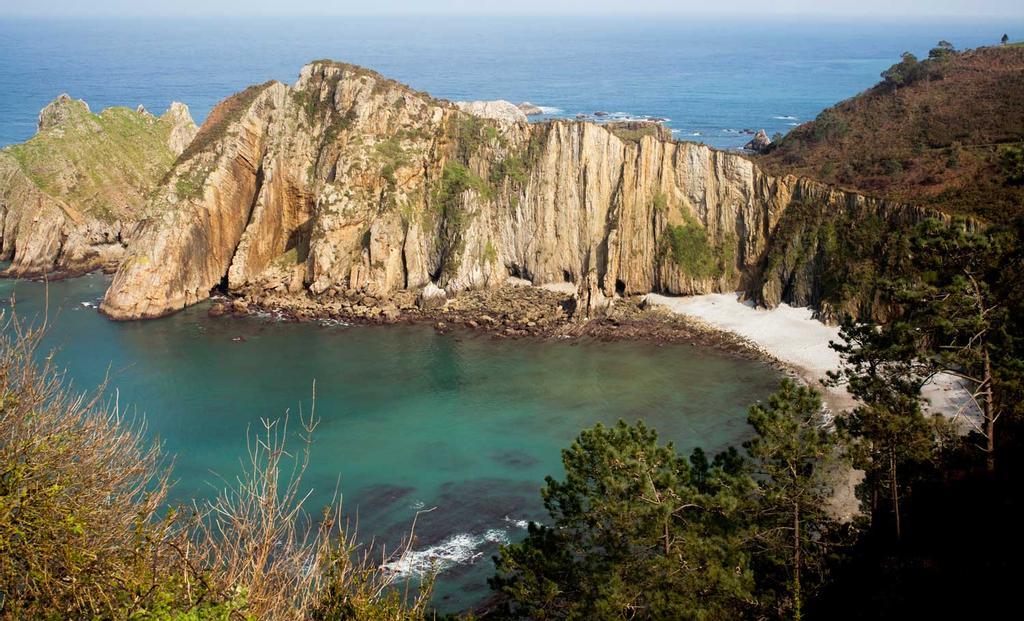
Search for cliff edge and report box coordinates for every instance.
[98,60,925,321]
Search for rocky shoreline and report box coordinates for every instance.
[206,283,793,373]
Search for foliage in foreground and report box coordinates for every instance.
[490,380,847,620]
[0,317,432,620]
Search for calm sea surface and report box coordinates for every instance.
[1,16,1018,609]
[1,274,780,609]
[0,17,1018,148]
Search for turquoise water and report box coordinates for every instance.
[0,273,780,609]
[0,17,1018,148]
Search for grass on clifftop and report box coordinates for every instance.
[179,81,274,164]
[760,43,1024,223]
[3,104,180,222]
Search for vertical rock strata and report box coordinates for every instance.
[96,61,928,320]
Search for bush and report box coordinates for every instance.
[0,317,174,618]
[0,315,433,620]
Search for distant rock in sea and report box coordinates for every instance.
[744,129,772,153]
[517,101,544,116]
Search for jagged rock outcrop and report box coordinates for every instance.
[38,94,91,132]
[455,100,527,124]
[517,102,544,116]
[0,96,197,277]
[744,129,772,153]
[100,60,928,321]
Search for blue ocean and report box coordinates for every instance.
[0,17,1017,149]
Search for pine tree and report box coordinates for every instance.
[829,318,944,539]
[490,421,757,620]
[745,381,841,621]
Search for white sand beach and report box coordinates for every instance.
[645,292,980,428]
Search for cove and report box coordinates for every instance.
[0,273,782,610]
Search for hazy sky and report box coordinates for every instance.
[1,0,1021,19]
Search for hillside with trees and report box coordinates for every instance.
[759,41,1024,223]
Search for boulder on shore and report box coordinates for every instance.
[418,283,448,310]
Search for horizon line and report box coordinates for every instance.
[1,12,1022,20]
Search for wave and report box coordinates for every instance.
[773,115,797,120]
[575,111,671,124]
[382,528,510,577]
[503,515,531,529]
[537,106,562,114]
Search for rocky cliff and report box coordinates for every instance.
[97,61,930,320]
[0,95,196,277]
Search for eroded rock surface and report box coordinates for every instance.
[98,60,929,321]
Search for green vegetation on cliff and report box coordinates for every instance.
[661,213,737,280]
[760,43,1024,223]
[756,201,912,321]
[3,98,189,222]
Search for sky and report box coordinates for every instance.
[0,0,1021,19]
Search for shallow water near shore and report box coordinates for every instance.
[0,273,781,610]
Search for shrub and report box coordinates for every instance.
[0,317,175,618]
[0,315,433,620]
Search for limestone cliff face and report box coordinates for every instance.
[101,60,927,320]
[0,95,196,277]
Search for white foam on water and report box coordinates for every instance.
[503,515,531,529]
[382,528,511,578]
[773,115,798,120]
[537,106,562,114]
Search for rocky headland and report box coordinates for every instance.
[0,95,196,277]
[0,60,941,334]
[74,60,932,326]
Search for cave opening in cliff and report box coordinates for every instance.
[213,273,230,295]
[616,279,626,296]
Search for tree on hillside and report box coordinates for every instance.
[1001,34,1009,45]
[898,219,1018,472]
[832,218,1022,475]
[745,380,844,621]
[880,52,919,92]
[828,319,946,540]
[490,421,758,620]
[928,40,958,61]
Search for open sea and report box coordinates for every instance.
[1,15,1020,611]
[0,17,1018,148]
